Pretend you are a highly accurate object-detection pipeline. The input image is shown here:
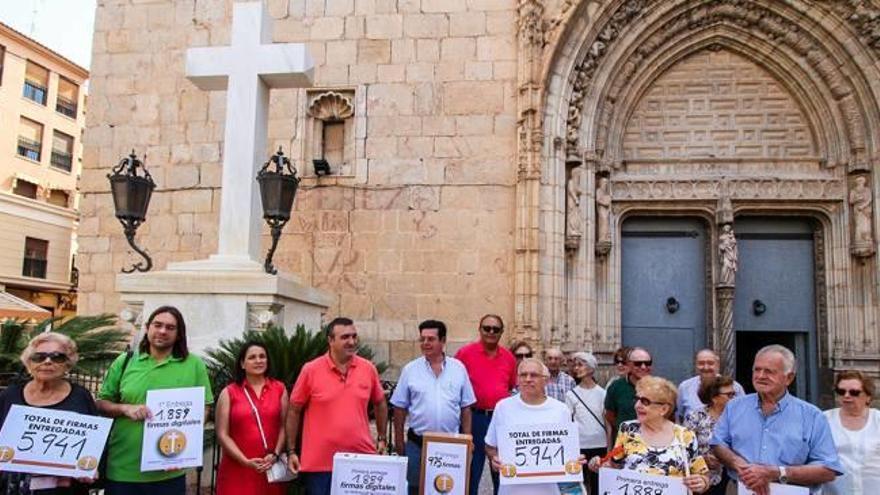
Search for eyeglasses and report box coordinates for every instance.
[29,352,68,364]
[480,325,503,334]
[835,388,863,397]
[716,391,737,399]
[515,352,533,359]
[518,372,544,379]
[634,395,667,407]
[630,360,653,368]
[614,359,625,365]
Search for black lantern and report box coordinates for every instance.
[107,150,155,273]
[257,147,300,274]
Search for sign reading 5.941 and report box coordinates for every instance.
[497,421,581,485]
[0,405,112,478]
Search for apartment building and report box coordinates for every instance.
[0,22,87,319]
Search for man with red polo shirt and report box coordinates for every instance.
[286,317,389,494]
[455,314,517,495]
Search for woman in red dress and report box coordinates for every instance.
[215,342,289,495]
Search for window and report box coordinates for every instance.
[50,131,74,172]
[56,77,79,118]
[17,117,43,161]
[0,45,5,85]
[23,61,49,105]
[12,180,38,199]
[23,237,48,279]
[47,189,69,208]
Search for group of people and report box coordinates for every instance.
[0,307,877,495]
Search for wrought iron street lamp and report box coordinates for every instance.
[107,151,155,273]
[257,148,300,274]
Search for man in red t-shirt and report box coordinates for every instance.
[454,314,516,495]
[286,317,389,494]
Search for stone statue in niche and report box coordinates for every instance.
[566,165,585,244]
[718,224,738,286]
[595,175,612,256]
[850,175,875,257]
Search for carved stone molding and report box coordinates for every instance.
[247,302,284,330]
[827,0,880,56]
[611,178,846,201]
[307,91,354,121]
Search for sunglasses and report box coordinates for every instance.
[630,360,653,368]
[614,360,625,365]
[634,395,667,407]
[481,325,503,334]
[29,352,68,364]
[515,352,533,359]
[835,388,863,397]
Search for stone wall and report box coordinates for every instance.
[79,0,520,372]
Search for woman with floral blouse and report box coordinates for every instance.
[589,376,710,493]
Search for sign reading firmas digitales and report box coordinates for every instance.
[140,387,206,471]
[0,405,112,478]
[497,421,582,485]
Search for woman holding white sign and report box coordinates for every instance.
[0,332,98,495]
[588,376,710,493]
[565,352,606,495]
[215,342,289,495]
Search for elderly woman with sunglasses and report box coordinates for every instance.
[590,376,710,493]
[822,371,880,494]
[0,332,98,495]
[683,376,737,495]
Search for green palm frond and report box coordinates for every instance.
[0,320,29,375]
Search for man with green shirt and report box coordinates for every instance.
[97,306,213,495]
[603,347,652,446]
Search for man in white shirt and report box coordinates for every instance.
[677,349,744,421]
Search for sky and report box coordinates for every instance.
[0,0,97,69]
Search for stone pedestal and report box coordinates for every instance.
[116,258,334,354]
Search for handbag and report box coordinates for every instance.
[241,385,296,483]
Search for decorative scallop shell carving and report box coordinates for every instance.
[308,91,354,121]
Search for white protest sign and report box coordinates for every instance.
[497,421,581,485]
[331,452,408,494]
[421,433,471,495]
[737,481,809,495]
[140,387,205,471]
[598,468,688,495]
[0,405,112,478]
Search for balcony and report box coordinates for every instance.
[17,137,42,162]
[56,95,78,118]
[23,80,47,105]
[50,151,73,172]
[23,258,47,279]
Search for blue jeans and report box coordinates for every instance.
[470,410,499,495]
[105,475,186,495]
[405,440,421,494]
[302,471,332,494]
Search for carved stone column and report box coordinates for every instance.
[717,286,735,377]
[716,193,737,376]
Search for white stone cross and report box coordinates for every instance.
[185,1,314,269]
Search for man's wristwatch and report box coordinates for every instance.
[778,466,788,484]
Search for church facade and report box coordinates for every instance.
[79,0,880,402]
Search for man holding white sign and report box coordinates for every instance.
[97,306,213,495]
[485,358,586,495]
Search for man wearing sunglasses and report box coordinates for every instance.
[455,314,517,495]
[676,349,745,422]
[711,345,842,495]
[603,347,652,447]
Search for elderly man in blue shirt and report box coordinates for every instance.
[391,319,477,494]
[711,344,842,495]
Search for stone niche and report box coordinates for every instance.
[302,88,360,177]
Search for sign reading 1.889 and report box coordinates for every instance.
[152,401,191,422]
[598,468,688,495]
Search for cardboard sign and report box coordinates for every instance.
[737,481,809,495]
[598,468,689,495]
[0,405,112,477]
[140,387,205,471]
[497,421,582,485]
[331,452,408,494]
[420,432,472,495]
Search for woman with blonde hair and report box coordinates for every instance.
[589,376,710,493]
[0,332,98,494]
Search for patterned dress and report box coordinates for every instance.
[683,407,723,486]
[611,420,709,477]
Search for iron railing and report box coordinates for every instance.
[56,95,78,118]
[23,80,47,105]
[16,137,41,162]
[22,258,47,279]
[50,150,73,172]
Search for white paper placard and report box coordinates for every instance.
[0,405,112,478]
[422,438,469,495]
[497,421,582,485]
[140,387,205,471]
[737,481,809,495]
[331,452,408,494]
[599,468,688,495]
